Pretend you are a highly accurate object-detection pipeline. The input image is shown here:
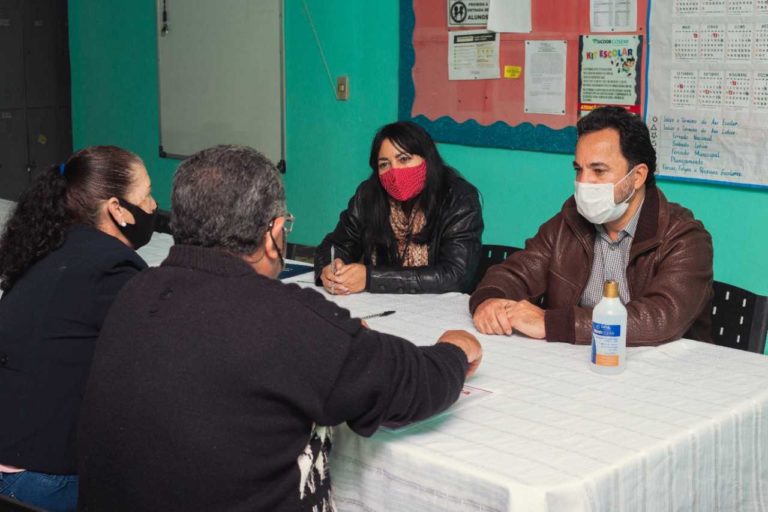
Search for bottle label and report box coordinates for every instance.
[591,322,621,367]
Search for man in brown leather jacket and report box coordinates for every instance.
[470,106,713,346]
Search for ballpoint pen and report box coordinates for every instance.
[330,245,338,275]
[360,310,396,320]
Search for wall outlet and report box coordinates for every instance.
[336,76,349,101]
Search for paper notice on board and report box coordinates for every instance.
[448,0,490,27]
[487,0,532,33]
[579,35,642,115]
[448,30,500,80]
[524,40,567,115]
[591,0,637,32]
[645,0,768,187]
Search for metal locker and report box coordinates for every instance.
[27,107,58,177]
[26,105,70,183]
[23,0,69,108]
[0,0,25,109]
[56,105,72,164]
[0,109,30,200]
[0,0,70,199]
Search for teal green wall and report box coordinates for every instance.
[68,0,177,208]
[69,0,767,296]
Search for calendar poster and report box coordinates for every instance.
[646,1,768,187]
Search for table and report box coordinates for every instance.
[280,279,768,512]
[2,208,765,510]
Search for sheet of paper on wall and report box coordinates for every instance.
[447,0,490,28]
[590,0,637,33]
[644,0,768,188]
[524,40,567,115]
[487,0,532,33]
[448,30,501,80]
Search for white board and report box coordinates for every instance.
[156,0,284,164]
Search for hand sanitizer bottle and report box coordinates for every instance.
[590,280,627,375]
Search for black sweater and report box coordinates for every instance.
[77,245,468,512]
[0,225,146,474]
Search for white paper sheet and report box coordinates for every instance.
[591,0,638,32]
[448,0,490,27]
[487,0,532,33]
[382,385,496,433]
[646,0,768,187]
[524,40,567,115]
[448,30,500,80]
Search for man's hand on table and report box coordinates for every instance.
[472,298,514,335]
[473,298,546,339]
[506,300,545,339]
[438,330,482,378]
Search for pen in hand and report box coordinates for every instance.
[360,310,396,320]
[330,245,338,275]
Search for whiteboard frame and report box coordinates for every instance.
[155,0,285,166]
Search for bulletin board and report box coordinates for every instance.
[399,0,649,154]
[400,0,768,188]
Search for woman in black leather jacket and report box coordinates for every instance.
[314,121,483,294]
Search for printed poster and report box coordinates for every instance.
[579,35,643,115]
[448,30,501,80]
[645,1,768,187]
[448,0,490,27]
[591,0,638,32]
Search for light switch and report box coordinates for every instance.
[336,76,349,101]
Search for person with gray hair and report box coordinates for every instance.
[76,144,482,512]
[170,144,287,256]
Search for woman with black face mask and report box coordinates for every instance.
[0,145,156,512]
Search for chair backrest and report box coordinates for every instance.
[154,209,172,234]
[711,281,768,354]
[470,244,521,293]
[0,494,48,512]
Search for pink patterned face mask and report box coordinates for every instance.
[379,161,427,202]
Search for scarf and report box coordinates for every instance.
[388,198,429,267]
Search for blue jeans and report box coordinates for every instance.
[0,470,78,512]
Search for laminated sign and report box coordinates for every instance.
[447,0,489,27]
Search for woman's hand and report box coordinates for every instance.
[332,263,367,294]
[320,259,347,294]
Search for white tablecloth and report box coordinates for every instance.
[2,210,765,511]
[280,280,768,512]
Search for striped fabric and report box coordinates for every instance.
[580,202,644,307]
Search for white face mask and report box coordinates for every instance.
[574,168,636,224]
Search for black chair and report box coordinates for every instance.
[711,281,768,354]
[154,209,172,234]
[0,494,47,512]
[470,244,521,293]
[285,243,315,263]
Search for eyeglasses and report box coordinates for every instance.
[282,213,295,234]
[268,213,295,233]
